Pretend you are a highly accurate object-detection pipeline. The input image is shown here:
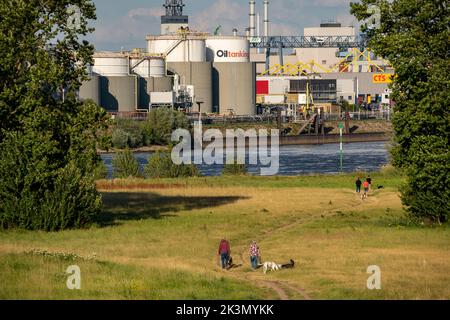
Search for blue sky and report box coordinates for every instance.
[88,0,358,51]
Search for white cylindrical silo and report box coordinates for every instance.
[92,52,129,76]
[146,35,206,62]
[206,36,250,63]
[131,57,165,78]
[149,58,166,77]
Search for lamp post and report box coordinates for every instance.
[338,122,344,173]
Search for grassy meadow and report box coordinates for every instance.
[1,171,449,300]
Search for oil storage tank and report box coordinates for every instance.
[131,57,166,78]
[92,52,130,76]
[213,62,256,115]
[100,76,137,112]
[206,36,250,63]
[167,62,212,113]
[79,76,100,105]
[92,52,138,112]
[146,35,206,62]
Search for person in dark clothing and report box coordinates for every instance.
[355,177,362,194]
[366,176,372,190]
[218,239,231,269]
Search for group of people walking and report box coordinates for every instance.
[355,176,372,199]
[218,239,261,270]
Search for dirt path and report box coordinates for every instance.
[224,192,372,300]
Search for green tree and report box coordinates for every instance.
[145,151,200,179]
[143,108,191,146]
[0,1,110,230]
[351,0,450,223]
[112,149,143,179]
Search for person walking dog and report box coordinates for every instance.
[249,240,261,270]
[218,239,231,269]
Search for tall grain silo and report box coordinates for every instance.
[167,62,213,113]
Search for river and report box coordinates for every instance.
[101,141,390,178]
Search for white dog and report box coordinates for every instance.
[262,262,282,274]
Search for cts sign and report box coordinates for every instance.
[373,74,395,84]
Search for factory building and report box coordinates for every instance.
[79,0,394,117]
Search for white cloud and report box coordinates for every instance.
[128,7,165,19]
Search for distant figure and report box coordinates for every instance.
[366,176,372,190]
[249,240,261,270]
[355,177,362,194]
[218,239,231,270]
[362,180,370,199]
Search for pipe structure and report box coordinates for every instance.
[264,0,269,37]
[249,1,256,37]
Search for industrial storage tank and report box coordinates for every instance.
[213,62,256,115]
[206,36,250,63]
[131,57,166,78]
[100,76,137,112]
[79,76,100,105]
[146,35,206,62]
[92,52,130,76]
[167,62,213,113]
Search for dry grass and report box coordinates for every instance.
[0,175,449,300]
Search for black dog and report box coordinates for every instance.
[226,257,242,270]
[377,185,384,189]
[281,259,295,269]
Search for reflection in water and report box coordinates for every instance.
[101,142,389,178]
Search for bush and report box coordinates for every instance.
[145,151,200,179]
[111,119,145,149]
[92,162,109,180]
[111,129,129,149]
[399,136,449,224]
[222,163,248,176]
[112,149,143,179]
[143,108,190,146]
[0,133,101,231]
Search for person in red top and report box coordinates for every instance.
[362,180,370,199]
[218,239,231,269]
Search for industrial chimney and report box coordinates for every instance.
[249,1,256,37]
[264,0,269,37]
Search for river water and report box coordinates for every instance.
[101,141,390,178]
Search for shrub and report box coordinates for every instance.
[143,108,190,146]
[0,133,101,231]
[92,162,109,180]
[112,149,143,179]
[222,163,248,176]
[111,129,129,149]
[145,151,200,179]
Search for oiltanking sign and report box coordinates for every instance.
[373,74,396,84]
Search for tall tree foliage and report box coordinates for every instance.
[0,1,110,230]
[351,0,450,223]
